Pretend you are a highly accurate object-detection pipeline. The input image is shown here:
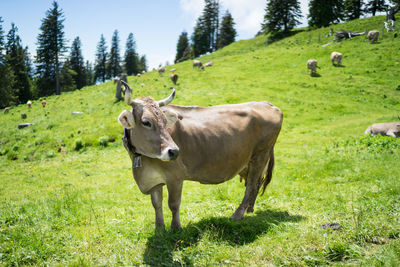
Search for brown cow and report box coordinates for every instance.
[41,100,47,108]
[193,60,204,70]
[158,67,166,76]
[170,73,178,85]
[118,81,283,229]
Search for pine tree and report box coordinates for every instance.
[308,0,344,27]
[0,17,15,108]
[124,33,139,75]
[106,30,122,78]
[85,60,94,85]
[344,0,364,21]
[217,11,237,49]
[35,1,67,96]
[175,31,189,63]
[69,36,86,89]
[94,34,108,83]
[365,0,387,16]
[139,55,147,73]
[181,45,193,62]
[191,0,220,57]
[60,59,76,92]
[202,0,220,51]
[261,0,302,33]
[5,23,32,104]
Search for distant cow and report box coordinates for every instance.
[3,107,10,114]
[158,67,166,76]
[368,30,379,43]
[27,100,32,109]
[365,122,400,137]
[170,68,176,72]
[142,70,146,74]
[307,59,318,76]
[21,113,27,119]
[204,61,213,67]
[170,73,178,85]
[330,52,342,66]
[193,60,204,70]
[114,73,128,101]
[41,100,47,108]
[137,74,141,77]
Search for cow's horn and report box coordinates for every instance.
[121,80,133,106]
[158,88,175,107]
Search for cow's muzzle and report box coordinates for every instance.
[159,147,180,161]
[168,148,179,160]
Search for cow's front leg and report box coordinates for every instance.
[150,184,164,228]
[167,180,183,229]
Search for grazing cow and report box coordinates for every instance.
[170,68,177,72]
[27,101,32,109]
[158,67,166,76]
[114,73,128,101]
[368,30,379,43]
[170,73,178,85]
[330,52,342,66]
[21,113,27,119]
[118,81,283,229]
[204,61,213,67]
[137,74,141,77]
[193,60,204,70]
[3,107,10,114]
[142,70,146,74]
[307,59,318,76]
[41,100,47,108]
[365,122,400,137]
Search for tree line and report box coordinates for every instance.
[174,0,237,63]
[175,0,399,62]
[0,1,147,108]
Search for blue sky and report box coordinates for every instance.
[0,0,312,69]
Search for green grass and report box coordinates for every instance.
[1,15,400,265]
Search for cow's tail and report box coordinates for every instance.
[260,148,275,196]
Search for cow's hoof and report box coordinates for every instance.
[230,212,244,220]
[171,222,182,230]
[246,206,254,213]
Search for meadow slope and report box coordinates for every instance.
[1,15,399,265]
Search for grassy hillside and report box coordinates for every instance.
[1,15,399,265]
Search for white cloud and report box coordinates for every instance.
[220,0,265,38]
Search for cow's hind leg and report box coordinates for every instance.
[247,149,275,213]
[150,184,165,228]
[231,149,271,220]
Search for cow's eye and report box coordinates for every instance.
[142,120,152,128]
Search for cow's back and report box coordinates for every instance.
[164,102,282,183]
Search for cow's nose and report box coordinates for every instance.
[168,148,179,160]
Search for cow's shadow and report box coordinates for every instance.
[142,209,305,266]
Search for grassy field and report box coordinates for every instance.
[1,15,399,266]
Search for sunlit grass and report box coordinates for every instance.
[1,15,399,265]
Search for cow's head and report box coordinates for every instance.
[118,81,179,161]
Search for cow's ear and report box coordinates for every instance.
[163,109,178,127]
[118,110,135,129]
